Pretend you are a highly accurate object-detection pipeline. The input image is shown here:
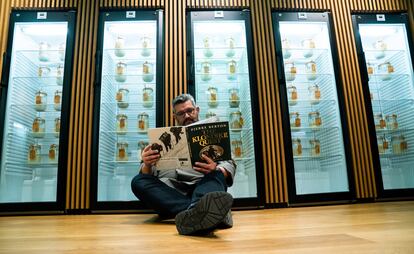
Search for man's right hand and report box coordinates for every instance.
[141,145,160,174]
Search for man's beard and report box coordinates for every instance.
[183,117,198,126]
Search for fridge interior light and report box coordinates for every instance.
[20,24,68,36]
[280,23,324,36]
[107,22,156,35]
[359,25,398,37]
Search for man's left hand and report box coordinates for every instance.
[193,154,217,174]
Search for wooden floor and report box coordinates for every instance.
[0,201,413,254]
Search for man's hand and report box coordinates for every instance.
[193,154,228,177]
[141,145,160,174]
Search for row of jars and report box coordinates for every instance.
[285,61,318,81]
[377,134,408,155]
[202,37,236,58]
[32,117,60,138]
[34,90,62,111]
[115,87,154,109]
[282,38,316,59]
[38,42,65,62]
[374,113,399,130]
[287,84,321,105]
[27,143,59,164]
[206,87,241,108]
[37,65,64,85]
[367,61,395,81]
[200,60,237,81]
[290,111,323,128]
[292,138,321,157]
[115,61,154,83]
[114,36,152,58]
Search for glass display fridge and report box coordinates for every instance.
[91,10,164,210]
[272,12,354,204]
[352,13,414,198]
[0,11,76,212]
[187,10,264,207]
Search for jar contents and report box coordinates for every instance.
[230,111,244,131]
[58,43,65,61]
[116,88,129,108]
[201,61,212,81]
[292,138,302,156]
[137,113,149,133]
[378,62,394,81]
[38,66,50,78]
[54,117,61,138]
[54,90,62,111]
[116,142,129,161]
[56,65,64,86]
[309,139,321,157]
[302,39,315,58]
[28,144,41,164]
[116,114,128,135]
[308,111,322,128]
[377,135,389,154]
[114,36,125,57]
[367,63,374,79]
[35,90,47,111]
[392,135,408,155]
[48,144,58,162]
[38,42,50,62]
[142,61,154,82]
[305,61,317,81]
[208,87,218,107]
[115,62,127,82]
[227,60,237,80]
[373,40,387,59]
[228,88,240,107]
[285,62,296,81]
[203,37,213,58]
[225,37,235,58]
[374,113,386,130]
[385,114,398,130]
[290,112,301,128]
[32,117,46,138]
[231,139,243,158]
[287,85,298,105]
[142,87,154,108]
[282,38,291,59]
[141,37,151,57]
[308,84,321,105]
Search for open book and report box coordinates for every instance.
[147,117,231,170]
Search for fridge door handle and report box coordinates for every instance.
[1,52,10,88]
[276,53,284,83]
[94,50,102,88]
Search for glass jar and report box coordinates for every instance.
[203,37,213,58]
[207,87,218,107]
[114,36,125,57]
[225,37,235,58]
[290,112,301,128]
[305,61,317,81]
[115,62,127,82]
[284,62,296,81]
[292,138,302,156]
[374,113,386,130]
[227,60,237,80]
[34,90,47,111]
[38,42,50,62]
[116,114,128,135]
[141,36,151,57]
[137,112,149,133]
[54,117,61,138]
[142,61,154,82]
[385,114,398,130]
[54,90,62,111]
[228,88,240,108]
[392,135,408,155]
[56,65,64,85]
[28,144,41,164]
[116,142,129,161]
[308,111,322,128]
[301,39,315,58]
[58,43,65,61]
[137,141,149,161]
[309,139,321,157]
[38,66,50,78]
[308,84,321,105]
[282,38,291,59]
[116,88,129,108]
[287,85,298,105]
[377,135,389,154]
[48,144,58,162]
[201,61,212,81]
[231,139,243,158]
[373,40,387,59]
[378,62,394,81]
[142,87,154,108]
[32,117,46,138]
[230,111,244,131]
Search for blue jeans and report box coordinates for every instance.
[131,170,227,217]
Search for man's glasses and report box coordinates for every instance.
[175,107,195,117]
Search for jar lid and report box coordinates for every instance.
[143,87,153,91]
[117,114,128,118]
[138,112,149,117]
[50,144,58,148]
[36,90,47,95]
[34,117,45,122]
[230,111,242,115]
[118,88,129,92]
[117,142,128,146]
[308,111,320,116]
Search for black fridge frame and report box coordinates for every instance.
[186,9,265,208]
[352,12,414,199]
[0,10,76,213]
[90,9,165,211]
[272,11,356,205]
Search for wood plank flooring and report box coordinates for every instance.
[0,201,413,254]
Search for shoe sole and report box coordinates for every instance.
[175,191,233,235]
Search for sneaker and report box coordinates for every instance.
[175,191,233,235]
[216,211,233,229]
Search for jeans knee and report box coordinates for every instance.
[131,173,153,195]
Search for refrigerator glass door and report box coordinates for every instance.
[278,21,349,194]
[97,21,157,201]
[191,20,257,198]
[358,23,414,190]
[0,22,68,202]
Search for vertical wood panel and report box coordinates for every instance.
[0,1,11,85]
